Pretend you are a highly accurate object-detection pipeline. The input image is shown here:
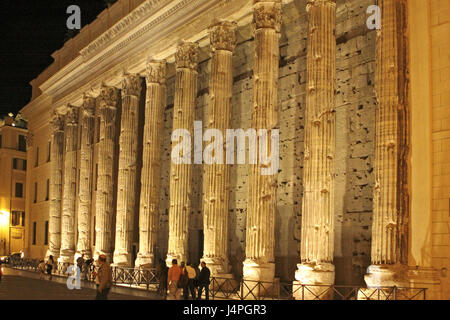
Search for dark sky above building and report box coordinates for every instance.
[0,0,114,117]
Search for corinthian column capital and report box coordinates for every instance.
[175,41,199,70]
[209,20,237,52]
[82,94,96,118]
[306,0,336,11]
[65,106,79,125]
[253,0,282,32]
[122,74,142,97]
[145,59,167,85]
[99,85,120,109]
[50,112,65,132]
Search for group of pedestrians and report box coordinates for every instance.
[158,259,211,300]
[37,255,54,280]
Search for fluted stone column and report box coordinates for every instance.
[202,21,237,276]
[243,0,281,284]
[364,0,409,288]
[46,112,65,259]
[113,74,143,266]
[59,106,79,264]
[294,0,336,297]
[166,42,199,266]
[94,85,120,261]
[76,95,96,259]
[135,60,166,268]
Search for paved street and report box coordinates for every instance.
[0,267,153,300]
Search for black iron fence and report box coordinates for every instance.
[6,259,426,300]
[209,277,427,300]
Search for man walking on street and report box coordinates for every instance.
[95,255,112,300]
[167,259,182,300]
[183,262,197,299]
[197,261,211,300]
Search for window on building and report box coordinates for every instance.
[15,182,23,198]
[13,158,27,171]
[32,222,37,245]
[47,141,51,162]
[44,221,49,245]
[18,135,26,151]
[45,179,50,201]
[34,182,38,203]
[11,211,25,227]
[35,147,39,167]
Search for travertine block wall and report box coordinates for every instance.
[153,0,376,283]
[334,0,376,285]
[431,0,450,299]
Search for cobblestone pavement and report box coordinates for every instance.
[0,267,152,300]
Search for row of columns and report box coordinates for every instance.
[45,0,410,292]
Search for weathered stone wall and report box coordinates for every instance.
[334,0,376,285]
[152,0,376,284]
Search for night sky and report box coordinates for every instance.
[0,0,114,117]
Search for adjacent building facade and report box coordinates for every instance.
[19,0,450,299]
[0,114,28,256]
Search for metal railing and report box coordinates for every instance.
[6,259,427,300]
[209,277,427,300]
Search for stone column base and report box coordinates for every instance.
[166,253,186,268]
[202,257,230,275]
[242,260,276,299]
[58,250,75,265]
[364,264,409,288]
[408,267,441,300]
[293,263,335,300]
[135,253,154,268]
[113,251,132,267]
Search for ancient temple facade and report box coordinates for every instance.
[20,0,450,299]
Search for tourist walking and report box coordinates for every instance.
[76,254,85,279]
[183,262,197,300]
[95,254,113,300]
[156,259,168,299]
[197,261,211,300]
[46,255,54,281]
[167,259,182,300]
[38,259,46,280]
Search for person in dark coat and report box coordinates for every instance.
[197,261,211,300]
[156,259,168,299]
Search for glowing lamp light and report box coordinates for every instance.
[0,210,10,226]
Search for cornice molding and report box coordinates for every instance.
[80,0,167,59]
[39,0,253,109]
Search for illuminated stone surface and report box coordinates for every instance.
[166,42,199,266]
[94,85,120,261]
[294,0,336,299]
[243,0,281,284]
[59,106,79,264]
[135,60,166,268]
[76,95,96,260]
[201,21,236,276]
[47,112,65,259]
[113,74,143,267]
